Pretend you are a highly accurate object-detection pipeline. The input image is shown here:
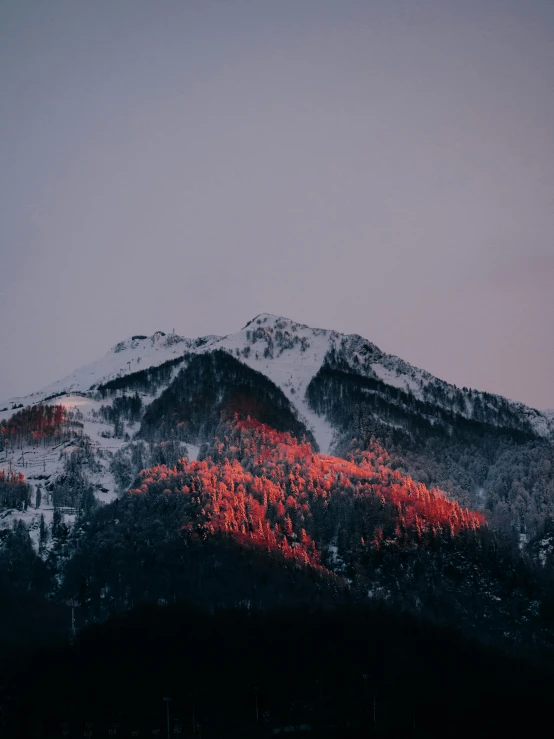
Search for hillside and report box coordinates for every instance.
[2,315,554,736]
[2,313,553,546]
[1,314,554,657]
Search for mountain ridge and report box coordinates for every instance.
[3,312,552,442]
[2,312,554,561]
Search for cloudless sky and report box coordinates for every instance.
[1,0,553,409]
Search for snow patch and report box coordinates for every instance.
[371,363,422,397]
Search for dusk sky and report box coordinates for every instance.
[1,0,553,409]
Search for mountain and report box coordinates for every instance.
[1,315,554,629]
[2,313,553,537]
[2,313,554,735]
[4,313,552,444]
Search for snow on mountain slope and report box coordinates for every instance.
[1,314,338,453]
[0,333,214,543]
[199,314,338,452]
[0,331,220,410]
[199,313,554,440]
[2,312,553,550]
[2,312,553,442]
[0,394,129,546]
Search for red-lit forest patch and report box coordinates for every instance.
[129,419,485,571]
[0,404,69,449]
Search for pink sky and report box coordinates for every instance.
[1,0,553,409]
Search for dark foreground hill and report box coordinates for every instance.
[3,602,554,738]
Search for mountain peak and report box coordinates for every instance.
[242,313,308,330]
[109,330,189,355]
[2,314,553,446]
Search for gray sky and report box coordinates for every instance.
[1,0,553,409]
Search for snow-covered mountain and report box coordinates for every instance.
[0,331,218,409]
[3,312,552,444]
[4,312,554,679]
[2,312,554,550]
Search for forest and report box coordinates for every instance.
[0,404,68,449]
[45,419,554,659]
[306,360,554,539]
[0,470,31,510]
[140,350,315,446]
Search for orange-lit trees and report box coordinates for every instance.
[128,418,485,576]
[0,404,68,450]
